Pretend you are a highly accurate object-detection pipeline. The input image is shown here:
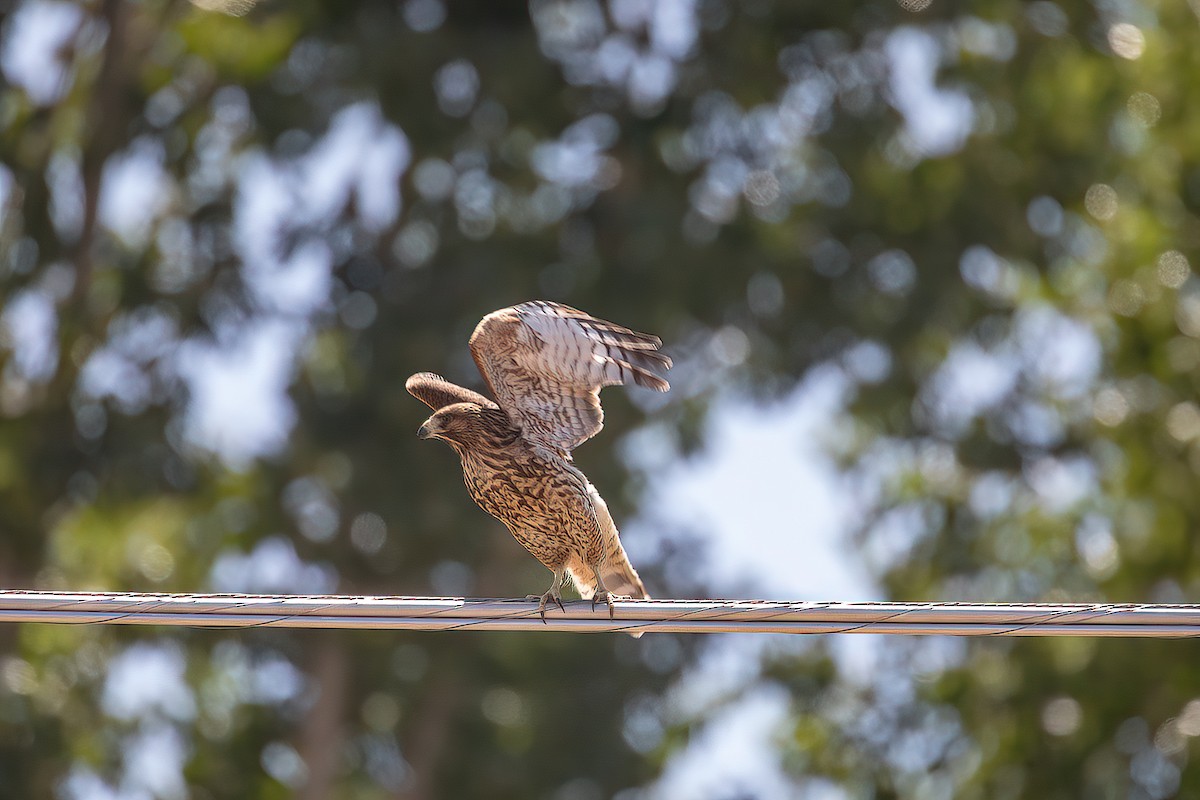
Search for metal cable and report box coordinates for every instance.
[0,591,1196,636]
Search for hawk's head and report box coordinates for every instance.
[417,402,492,446]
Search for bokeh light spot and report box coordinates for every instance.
[1093,387,1129,427]
[1107,23,1145,60]
[1127,92,1161,127]
[1042,696,1082,736]
[1157,251,1190,289]
[1107,279,1144,316]
[1166,402,1200,443]
[1084,183,1118,221]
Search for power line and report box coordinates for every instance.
[0,591,1198,636]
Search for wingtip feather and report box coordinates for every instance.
[405,372,443,393]
[632,370,670,392]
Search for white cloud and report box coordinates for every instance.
[0,0,82,105]
[175,319,301,466]
[99,138,173,247]
[648,685,795,800]
[122,723,189,800]
[209,535,336,594]
[643,366,877,600]
[886,27,974,156]
[103,643,196,722]
[0,289,58,382]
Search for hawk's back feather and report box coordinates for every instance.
[468,301,671,452]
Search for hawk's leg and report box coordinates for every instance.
[526,569,566,623]
[590,569,616,620]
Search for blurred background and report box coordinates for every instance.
[1,0,1198,797]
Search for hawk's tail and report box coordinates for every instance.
[566,550,648,639]
[567,483,649,638]
[567,556,647,598]
[568,545,648,600]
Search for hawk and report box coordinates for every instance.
[407,301,670,624]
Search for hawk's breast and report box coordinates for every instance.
[458,445,597,565]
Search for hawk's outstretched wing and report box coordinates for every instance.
[405,372,498,411]
[468,301,671,452]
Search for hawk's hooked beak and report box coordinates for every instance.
[417,420,436,439]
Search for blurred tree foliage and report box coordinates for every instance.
[0,0,1198,797]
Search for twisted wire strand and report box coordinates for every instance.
[0,591,1196,636]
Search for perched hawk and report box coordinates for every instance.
[407,301,671,624]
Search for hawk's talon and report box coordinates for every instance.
[527,587,564,623]
[592,590,616,620]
